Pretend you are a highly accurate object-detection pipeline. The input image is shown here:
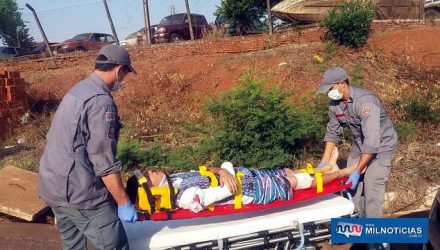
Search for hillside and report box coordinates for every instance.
[0,20,439,215]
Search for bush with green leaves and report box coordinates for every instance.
[350,64,364,87]
[395,121,417,141]
[117,72,329,171]
[117,139,167,171]
[321,0,375,47]
[200,72,325,169]
[117,138,205,172]
[393,96,440,124]
[116,138,144,168]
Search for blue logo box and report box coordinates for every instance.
[331,218,428,243]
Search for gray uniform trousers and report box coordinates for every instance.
[51,203,129,250]
[347,154,391,218]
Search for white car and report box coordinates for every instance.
[120,31,143,47]
[120,26,157,47]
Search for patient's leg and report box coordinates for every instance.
[285,171,342,190]
[285,147,340,175]
[319,146,340,173]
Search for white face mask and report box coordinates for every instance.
[111,68,124,92]
[328,88,343,100]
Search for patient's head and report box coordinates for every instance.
[144,170,167,187]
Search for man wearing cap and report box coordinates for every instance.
[38,44,137,249]
[316,67,398,222]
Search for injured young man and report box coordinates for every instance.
[144,147,355,213]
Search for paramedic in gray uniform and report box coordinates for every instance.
[316,67,397,220]
[38,44,138,250]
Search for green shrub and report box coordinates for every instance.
[294,91,329,147]
[350,64,364,87]
[321,0,375,47]
[117,138,144,169]
[117,139,167,171]
[201,72,320,169]
[324,40,336,61]
[118,72,334,171]
[164,145,205,172]
[405,98,439,123]
[139,141,167,168]
[395,121,417,140]
[394,96,440,124]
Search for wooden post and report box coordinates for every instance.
[184,0,195,40]
[103,0,119,45]
[143,0,152,46]
[267,0,273,35]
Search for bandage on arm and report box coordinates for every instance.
[177,186,233,213]
[197,185,233,206]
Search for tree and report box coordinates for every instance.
[215,0,281,34]
[0,0,34,48]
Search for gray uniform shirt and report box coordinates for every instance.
[38,73,122,209]
[324,86,398,165]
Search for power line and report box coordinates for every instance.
[25,0,102,12]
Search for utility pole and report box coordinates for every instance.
[142,0,151,46]
[25,3,54,57]
[103,0,119,45]
[266,0,273,35]
[171,5,176,15]
[184,0,194,40]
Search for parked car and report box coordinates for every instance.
[120,30,142,47]
[154,13,210,43]
[120,26,157,47]
[30,42,58,54]
[425,0,440,19]
[214,15,263,36]
[214,15,236,36]
[52,32,115,53]
[0,46,29,59]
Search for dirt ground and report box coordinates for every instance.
[0,21,439,246]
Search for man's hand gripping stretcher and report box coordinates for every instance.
[142,147,356,213]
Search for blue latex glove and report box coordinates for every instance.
[345,171,361,190]
[118,202,138,223]
[317,161,327,169]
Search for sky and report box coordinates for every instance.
[15,0,222,44]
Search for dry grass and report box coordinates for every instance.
[202,25,228,41]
